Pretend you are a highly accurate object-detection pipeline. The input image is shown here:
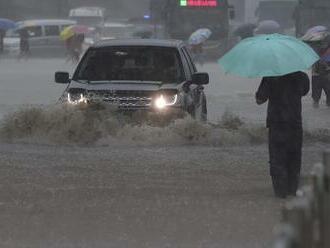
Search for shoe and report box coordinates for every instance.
[313,101,319,108]
[272,176,288,199]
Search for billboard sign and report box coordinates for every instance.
[179,0,218,7]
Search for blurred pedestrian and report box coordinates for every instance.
[311,39,330,108]
[0,28,5,53]
[18,28,30,60]
[256,71,310,198]
[190,42,205,66]
[75,33,85,55]
[65,36,77,63]
[65,33,84,64]
[188,28,211,66]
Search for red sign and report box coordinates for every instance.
[180,0,218,7]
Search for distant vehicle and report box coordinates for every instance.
[55,39,209,121]
[4,19,76,57]
[69,7,106,27]
[100,22,136,40]
[255,0,297,30]
[150,0,235,59]
[294,0,330,37]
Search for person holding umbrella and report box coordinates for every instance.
[255,71,310,198]
[302,27,330,108]
[219,34,319,198]
[311,41,330,108]
[60,25,89,63]
[188,28,212,66]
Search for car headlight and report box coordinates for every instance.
[154,94,178,109]
[67,93,87,105]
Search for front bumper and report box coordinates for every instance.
[63,101,186,125]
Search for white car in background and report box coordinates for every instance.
[4,19,76,57]
[100,21,136,40]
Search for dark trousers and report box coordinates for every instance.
[312,75,330,105]
[268,125,303,198]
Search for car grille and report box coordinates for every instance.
[87,90,153,109]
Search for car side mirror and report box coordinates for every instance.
[192,72,209,85]
[55,72,70,84]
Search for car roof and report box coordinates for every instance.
[93,39,185,48]
[69,7,105,17]
[18,19,76,27]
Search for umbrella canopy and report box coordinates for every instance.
[307,25,327,34]
[60,25,90,40]
[234,23,256,39]
[255,20,281,35]
[218,34,320,78]
[188,28,212,45]
[0,18,17,30]
[301,26,329,42]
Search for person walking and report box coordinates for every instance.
[65,36,79,63]
[190,42,205,66]
[18,28,30,60]
[255,71,310,198]
[65,33,84,64]
[311,40,330,108]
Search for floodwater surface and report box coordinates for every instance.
[0,58,329,248]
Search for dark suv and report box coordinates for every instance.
[55,39,209,121]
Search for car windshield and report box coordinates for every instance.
[101,25,135,38]
[75,46,185,83]
[71,16,103,26]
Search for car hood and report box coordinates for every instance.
[69,80,180,91]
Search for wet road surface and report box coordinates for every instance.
[0,59,329,247]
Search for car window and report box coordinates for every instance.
[101,26,135,38]
[25,26,42,37]
[75,46,186,84]
[45,25,60,36]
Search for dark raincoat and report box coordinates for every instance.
[256,71,310,198]
[312,49,330,106]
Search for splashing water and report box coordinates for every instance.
[0,105,329,146]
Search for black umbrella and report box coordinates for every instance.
[234,23,256,39]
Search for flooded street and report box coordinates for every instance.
[0,59,329,247]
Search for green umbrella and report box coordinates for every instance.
[218,34,319,78]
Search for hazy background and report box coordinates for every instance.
[0,0,285,23]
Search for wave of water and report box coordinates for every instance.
[0,105,329,146]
